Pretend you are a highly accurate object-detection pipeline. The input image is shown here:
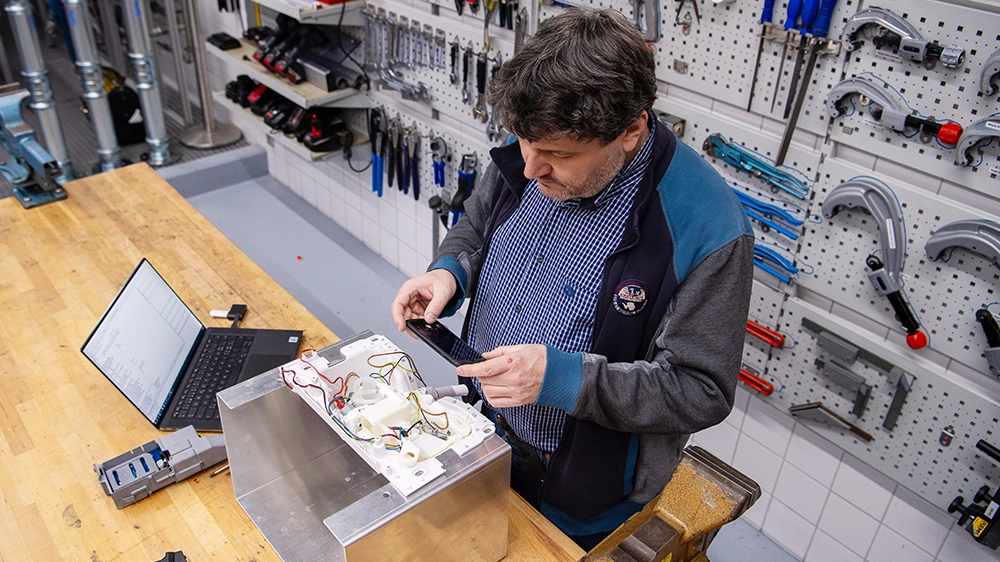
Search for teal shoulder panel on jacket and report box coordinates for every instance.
[657,141,753,284]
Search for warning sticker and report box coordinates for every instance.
[973,517,989,538]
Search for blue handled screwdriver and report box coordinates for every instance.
[782,0,822,118]
[746,0,776,111]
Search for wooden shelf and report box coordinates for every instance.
[216,91,368,163]
[206,38,369,109]
[252,0,365,26]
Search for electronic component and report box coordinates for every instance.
[94,426,226,509]
[279,334,494,495]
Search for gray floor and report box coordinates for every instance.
[161,146,798,562]
[1,27,246,200]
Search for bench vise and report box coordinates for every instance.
[0,84,67,208]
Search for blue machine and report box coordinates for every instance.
[0,84,67,208]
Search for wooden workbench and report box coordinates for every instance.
[0,164,584,562]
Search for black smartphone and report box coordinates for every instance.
[405,318,484,366]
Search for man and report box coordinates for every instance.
[391,8,754,548]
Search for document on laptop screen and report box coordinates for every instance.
[82,260,203,423]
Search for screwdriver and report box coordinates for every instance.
[746,0,776,111]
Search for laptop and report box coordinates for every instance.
[81,259,303,431]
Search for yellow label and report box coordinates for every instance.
[973,517,989,538]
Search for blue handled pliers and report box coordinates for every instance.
[369,109,388,197]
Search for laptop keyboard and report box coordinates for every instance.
[173,334,253,421]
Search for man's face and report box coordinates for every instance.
[518,112,647,201]
[519,134,626,201]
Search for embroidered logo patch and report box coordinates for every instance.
[613,280,647,316]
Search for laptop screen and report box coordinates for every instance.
[81,259,204,424]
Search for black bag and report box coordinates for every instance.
[108,86,146,146]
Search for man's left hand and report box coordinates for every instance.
[457,344,547,408]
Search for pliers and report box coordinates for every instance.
[369,108,388,197]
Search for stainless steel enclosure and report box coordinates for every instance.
[218,332,511,562]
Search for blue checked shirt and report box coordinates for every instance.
[468,122,656,453]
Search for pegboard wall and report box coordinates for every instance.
[229,0,1000,526]
[766,297,1000,512]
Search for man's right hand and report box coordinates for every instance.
[391,269,458,332]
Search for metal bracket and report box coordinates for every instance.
[925,219,1000,266]
[981,47,1000,96]
[882,371,914,431]
[954,116,1000,167]
[821,177,906,294]
[816,330,860,363]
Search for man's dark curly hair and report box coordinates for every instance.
[487,8,657,144]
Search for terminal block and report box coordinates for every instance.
[95,426,227,509]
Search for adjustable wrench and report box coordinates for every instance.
[473,53,489,122]
[462,44,473,104]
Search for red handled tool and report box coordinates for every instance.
[746,319,785,347]
[739,368,774,396]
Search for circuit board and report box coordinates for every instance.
[280,333,495,495]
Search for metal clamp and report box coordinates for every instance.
[954,116,1000,167]
[925,219,1000,266]
[822,177,906,294]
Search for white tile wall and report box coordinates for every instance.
[688,393,991,562]
[251,125,997,562]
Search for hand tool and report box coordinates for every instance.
[825,74,963,149]
[746,319,785,347]
[789,401,873,442]
[948,465,1000,549]
[780,0,821,119]
[703,133,809,199]
[484,0,497,52]
[732,188,804,240]
[977,309,1000,378]
[368,108,387,197]
[746,0,776,111]
[753,243,797,283]
[514,7,527,54]
[775,0,838,166]
[955,116,1000,167]
[499,0,507,28]
[430,136,449,188]
[486,55,506,142]
[473,53,489,122]
[842,7,965,70]
[508,0,517,30]
[405,126,421,200]
[466,0,479,15]
[633,0,661,41]
[462,44,473,104]
[387,116,401,188]
[674,0,699,35]
[450,41,460,85]
[452,153,478,225]
[821,177,927,349]
[738,368,774,395]
[454,0,464,16]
